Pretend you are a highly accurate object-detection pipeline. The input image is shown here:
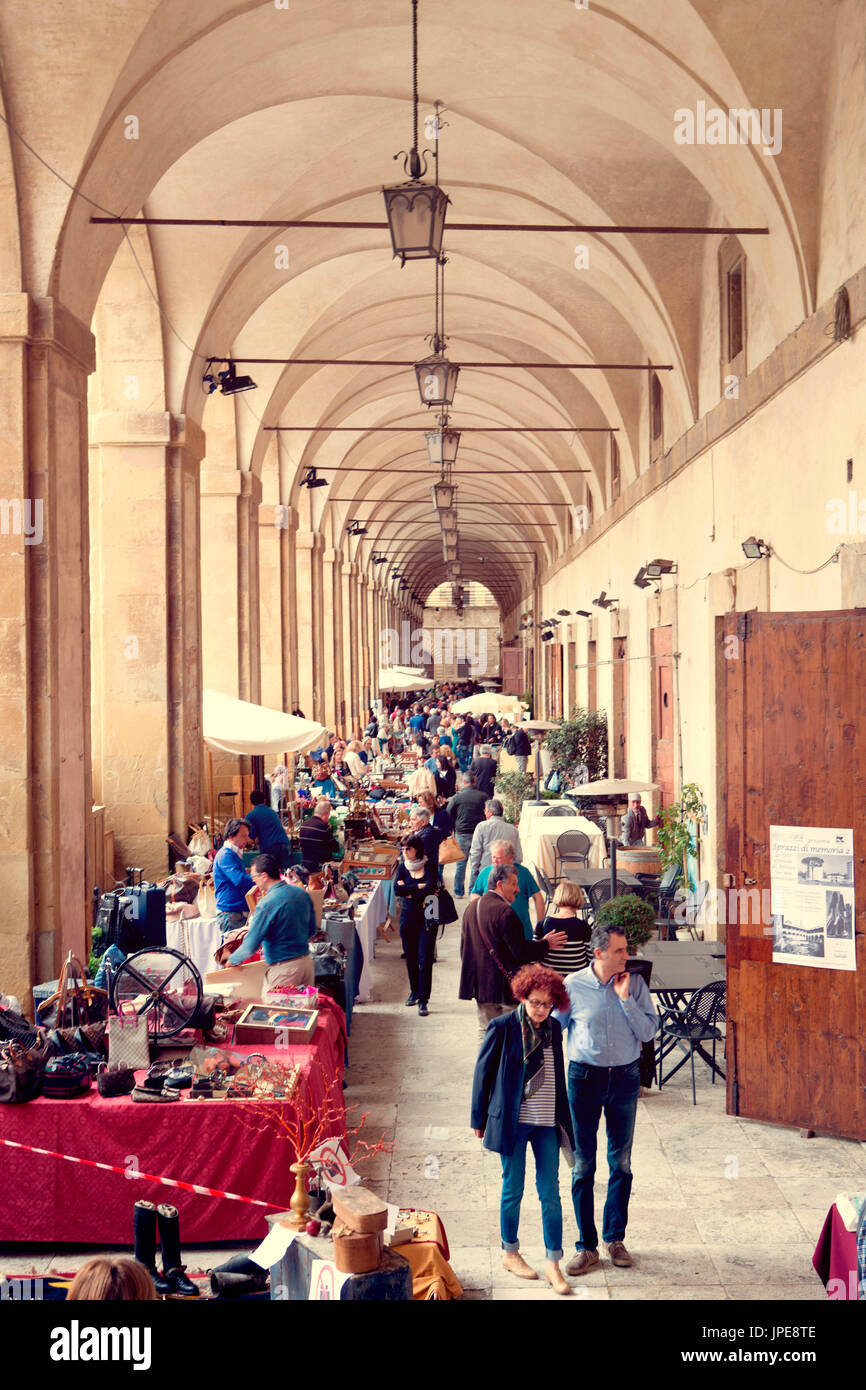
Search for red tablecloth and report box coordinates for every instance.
[812,1204,859,1300]
[0,1008,345,1244]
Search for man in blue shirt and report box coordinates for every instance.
[226,853,318,989]
[469,841,542,940]
[245,790,290,872]
[213,818,254,932]
[556,924,657,1276]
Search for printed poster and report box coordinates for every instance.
[770,826,856,971]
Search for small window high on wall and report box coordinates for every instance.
[611,434,620,502]
[650,372,663,449]
[719,236,747,391]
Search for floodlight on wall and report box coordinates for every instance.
[202,359,258,396]
[372,554,388,565]
[592,591,618,611]
[541,631,554,642]
[634,567,652,589]
[425,425,461,468]
[346,521,368,536]
[645,558,677,578]
[556,609,571,616]
[382,0,449,264]
[574,610,592,618]
[300,467,328,489]
[741,536,771,559]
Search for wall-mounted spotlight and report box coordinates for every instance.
[592,591,618,611]
[300,467,328,489]
[202,359,257,395]
[541,631,555,642]
[634,567,652,590]
[346,521,368,536]
[645,558,677,578]
[371,554,388,565]
[741,536,771,560]
[574,610,592,618]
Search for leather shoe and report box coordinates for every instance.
[405,994,419,1006]
[605,1240,634,1267]
[565,1249,599,1276]
[162,1265,200,1298]
[417,1002,429,1017]
[545,1261,573,1295]
[501,1251,537,1280]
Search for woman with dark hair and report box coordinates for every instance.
[393,834,440,1017]
[471,963,575,1295]
[435,752,457,800]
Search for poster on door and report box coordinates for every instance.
[770,826,856,971]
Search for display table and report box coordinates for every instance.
[812,1203,862,1299]
[0,1013,345,1245]
[518,803,607,876]
[351,881,387,1003]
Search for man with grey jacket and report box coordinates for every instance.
[468,798,523,882]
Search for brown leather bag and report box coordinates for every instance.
[439,835,465,866]
[36,954,109,1029]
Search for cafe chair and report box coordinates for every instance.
[656,980,726,1105]
[535,865,557,909]
[542,804,573,817]
[587,878,632,914]
[554,830,591,880]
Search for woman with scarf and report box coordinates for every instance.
[470,963,575,1295]
[393,834,440,1017]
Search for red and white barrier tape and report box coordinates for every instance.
[0,1138,283,1209]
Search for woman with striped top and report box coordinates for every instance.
[535,880,592,976]
[470,964,575,1295]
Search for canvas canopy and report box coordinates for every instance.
[202,689,328,757]
[378,669,435,691]
[450,693,526,717]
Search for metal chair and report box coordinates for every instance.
[542,804,573,817]
[587,878,632,913]
[554,830,591,880]
[657,980,726,1104]
[535,865,556,909]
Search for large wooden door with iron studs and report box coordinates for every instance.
[718,610,866,1138]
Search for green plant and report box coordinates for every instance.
[595,893,655,953]
[519,689,533,717]
[495,771,536,824]
[656,782,704,882]
[543,707,608,781]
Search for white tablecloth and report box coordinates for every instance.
[167,915,223,981]
[518,802,606,877]
[350,880,388,1003]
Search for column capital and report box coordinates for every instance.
[0,292,95,372]
[323,548,341,564]
[201,466,242,497]
[170,414,206,461]
[89,411,172,447]
[296,530,324,553]
[239,471,263,505]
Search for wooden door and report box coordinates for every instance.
[719,609,866,1138]
[551,643,563,718]
[612,636,627,777]
[502,644,522,696]
[651,626,675,810]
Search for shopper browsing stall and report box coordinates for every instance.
[394,835,440,1017]
[225,853,318,989]
[213,818,254,933]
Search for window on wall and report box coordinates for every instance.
[719,236,747,390]
[611,435,620,502]
[587,639,597,712]
[650,372,663,442]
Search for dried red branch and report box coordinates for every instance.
[232,1062,394,1170]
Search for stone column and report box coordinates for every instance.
[0,295,95,999]
[295,531,325,724]
[358,575,372,725]
[90,410,204,881]
[342,563,355,732]
[258,499,283,710]
[321,548,342,733]
[237,473,262,707]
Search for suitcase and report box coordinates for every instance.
[94,869,166,954]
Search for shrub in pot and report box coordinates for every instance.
[594,893,655,954]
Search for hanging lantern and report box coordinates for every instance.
[424,426,460,468]
[439,509,457,534]
[431,478,456,513]
[382,1,448,264]
[414,352,460,408]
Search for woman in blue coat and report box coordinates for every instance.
[471,963,575,1295]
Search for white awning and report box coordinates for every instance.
[377,669,436,691]
[202,689,328,756]
[450,692,526,717]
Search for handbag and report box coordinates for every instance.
[97,1065,137,1098]
[437,887,459,926]
[107,1001,151,1071]
[438,835,465,866]
[36,954,108,1029]
[43,1053,92,1098]
[0,1038,49,1103]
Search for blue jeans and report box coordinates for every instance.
[456,744,472,773]
[567,1059,640,1250]
[500,1124,563,1261]
[453,832,474,895]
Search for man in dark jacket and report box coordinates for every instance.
[459,864,567,1036]
[504,723,532,773]
[298,798,339,871]
[469,744,498,799]
[447,773,488,896]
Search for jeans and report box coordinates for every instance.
[453,833,474,895]
[456,744,473,773]
[402,920,437,1003]
[567,1059,641,1250]
[514,755,528,774]
[500,1124,563,1261]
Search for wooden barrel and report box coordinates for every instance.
[617,846,661,878]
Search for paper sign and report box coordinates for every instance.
[309,1258,351,1300]
[307,1138,361,1189]
[770,826,856,971]
[385,1202,401,1237]
[250,1222,296,1270]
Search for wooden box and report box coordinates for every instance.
[333,1227,384,1275]
[234,1003,319,1044]
[331,1185,389,1234]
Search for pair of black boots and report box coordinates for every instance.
[133,1200,198,1297]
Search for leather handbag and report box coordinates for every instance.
[438,835,465,866]
[436,887,459,926]
[0,1038,49,1103]
[36,954,108,1029]
[43,1053,92,1098]
[97,1065,137,1098]
[108,1001,151,1071]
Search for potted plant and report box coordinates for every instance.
[656,781,704,887]
[495,771,537,825]
[595,893,655,954]
[543,707,608,783]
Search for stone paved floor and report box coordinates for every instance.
[5,895,864,1300]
